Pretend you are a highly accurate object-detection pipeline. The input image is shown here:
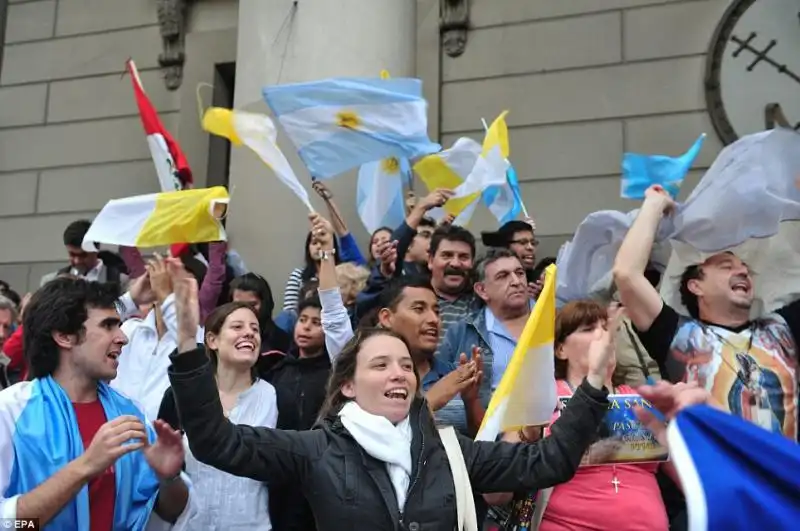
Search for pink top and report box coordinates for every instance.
[539,381,668,531]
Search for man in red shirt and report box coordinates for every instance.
[0,277,195,529]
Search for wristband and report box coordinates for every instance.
[317,248,336,261]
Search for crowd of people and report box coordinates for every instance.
[0,173,795,530]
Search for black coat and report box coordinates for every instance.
[261,350,332,431]
[168,347,608,531]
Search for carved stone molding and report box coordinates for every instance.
[705,0,800,144]
[157,0,197,90]
[440,0,470,58]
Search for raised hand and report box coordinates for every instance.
[460,347,484,404]
[128,270,154,307]
[419,188,455,212]
[143,419,185,480]
[527,277,544,299]
[427,356,478,411]
[376,240,398,278]
[586,309,621,390]
[146,253,172,304]
[311,179,334,201]
[308,213,334,249]
[167,259,200,353]
[634,381,712,446]
[79,415,148,477]
[644,184,676,215]
[439,213,456,227]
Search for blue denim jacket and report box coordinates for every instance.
[435,306,494,409]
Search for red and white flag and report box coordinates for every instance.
[127,59,192,192]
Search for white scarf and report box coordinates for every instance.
[338,401,413,511]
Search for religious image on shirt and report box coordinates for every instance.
[668,314,798,439]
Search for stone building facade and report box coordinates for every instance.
[0,0,793,306]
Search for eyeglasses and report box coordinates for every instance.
[510,238,539,247]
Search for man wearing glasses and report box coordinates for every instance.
[481,220,541,298]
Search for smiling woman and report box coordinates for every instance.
[158,300,279,530]
[168,271,617,531]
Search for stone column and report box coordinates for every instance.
[227,0,416,307]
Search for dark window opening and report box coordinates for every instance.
[206,61,236,190]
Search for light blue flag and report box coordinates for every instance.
[668,405,800,530]
[621,133,706,199]
[482,165,523,224]
[357,156,409,234]
[1,377,162,530]
[263,78,441,179]
[556,128,800,305]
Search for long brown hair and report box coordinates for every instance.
[317,328,422,421]
[204,301,261,382]
[554,300,607,380]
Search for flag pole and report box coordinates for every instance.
[480,118,530,219]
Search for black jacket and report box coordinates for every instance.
[168,347,608,531]
[260,350,331,431]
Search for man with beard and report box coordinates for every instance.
[614,185,800,440]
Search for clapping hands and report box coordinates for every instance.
[585,306,622,390]
[165,258,200,354]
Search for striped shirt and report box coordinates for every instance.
[282,267,305,311]
[437,294,474,351]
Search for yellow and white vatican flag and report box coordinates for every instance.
[202,107,314,211]
[451,111,510,198]
[414,137,483,216]
[476,264,559,441]
[414,111,510,219]
[82,187,229,250]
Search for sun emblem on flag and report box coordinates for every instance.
[381,157,400,174]
[336,110,361,130]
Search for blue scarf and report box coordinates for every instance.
[5,376,160,530]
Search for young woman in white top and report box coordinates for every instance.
[159,301,278,531]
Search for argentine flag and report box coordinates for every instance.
[263,77,440,179]
[0,377,198,529]
[357,157,409,234]
[621,133,706,200]
[668,405,800,530]
[483,165,523,224]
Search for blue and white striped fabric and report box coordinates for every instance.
[357,156,409,234]
[0,377,196,529]
[667,405,800,530]
[263,78,440,179]
[621,134,706,199]
[556,128,800,307]
[482,165,523,225]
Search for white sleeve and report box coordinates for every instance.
[144,472,200,531]
[318,287,354,361]
[0,383,35,520]
[265,384,278,429]
[117,292,139,322]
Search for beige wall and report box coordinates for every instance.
[426,0,733,260]
[0,0,741,298]
[0,0,238,293]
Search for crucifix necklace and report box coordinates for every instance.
[611,465,621,494]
